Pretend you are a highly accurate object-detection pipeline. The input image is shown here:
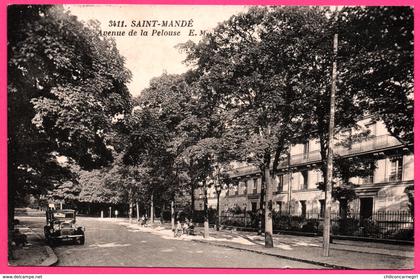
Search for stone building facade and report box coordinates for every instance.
[197,117,414,220]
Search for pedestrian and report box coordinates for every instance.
[140,215,146,226]
[187,219,195,235]
[174,220,182,237]
[182,219,189,234]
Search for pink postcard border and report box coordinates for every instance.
[0,0,417,274]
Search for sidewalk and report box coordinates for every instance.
[109,218,414,270]
[8,222,58,266]
[193,228,414,270]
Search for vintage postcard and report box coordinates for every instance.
[3,2,416,275]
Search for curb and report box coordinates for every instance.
[331,235,414,246]
[219,226,414,246]
[192,239,352,270]
[25,226,59,266]
[234,232,414,259]
[41,246,58,266]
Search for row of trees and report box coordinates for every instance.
[8,5,413,255]
[111,6,413,246]
[7,5,133,257]
[175,6,413,246]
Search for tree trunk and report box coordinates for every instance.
[129,202,133,223]
[264,167,274,248]
[216,193,220,231]
[171,200,175,231]
[203,181,209,238]
[136,202,139,222]
[191,182,195,222]
[258,177,265,235]
[128,189,133,223]
[8,181,15,260]
[150,193,154,224]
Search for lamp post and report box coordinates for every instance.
[323,33,338,257]
[243,202,247,227]
[215,183,222,231]
[198,182,203,212]
[199,181,210,238]
[198,192,203,210]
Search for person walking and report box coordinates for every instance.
[174,221,182,237]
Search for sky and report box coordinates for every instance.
[66,5,248,97]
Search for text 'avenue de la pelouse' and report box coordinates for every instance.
[99,19,208,37]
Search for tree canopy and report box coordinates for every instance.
[8,5,133,206]
[336,6,414,146]
[8,5,413,230]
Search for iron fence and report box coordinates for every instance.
[220,211,413,240]
[331,211,413,240]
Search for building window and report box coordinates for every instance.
[239,181,246,195]
[389,157,403,182]
[303,141,310,159]
[300,171,308,190]
[252,179,258,194]
[300,200,307,217]
[360,197,373,220]
[233,184,238,195]
[361,174,374,184]
[319,200,325,218]
[228,183,234,196]
[251,202,257,212]
[276,201,283,213]
[360,161,375,184]
[366,122,376,136]
[277,175,284,192]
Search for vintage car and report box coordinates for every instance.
[44,209,85,245]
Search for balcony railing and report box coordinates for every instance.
[287,150,321,166]
[279,134,402,167]
[335,134,402,157]
[229,135,403,176]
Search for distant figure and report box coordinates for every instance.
[13,229,27,247]
[140,215,146,226]
[174,221,182,237]
[182,219,189,234]
[187,219,195,235]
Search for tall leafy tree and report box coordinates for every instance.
[311,6,413,229]
[126,71,229,235]
[181,6,331,247]
[78,169,125,205]
[8,5,132,198]
[8,5,132,257]
[336,6,414,148]
[125,73,197,221]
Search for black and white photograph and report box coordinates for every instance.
[7,4,414,270]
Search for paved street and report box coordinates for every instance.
[17,216,324,268]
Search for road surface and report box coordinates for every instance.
[18,216,325,269]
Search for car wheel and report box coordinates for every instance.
[48,238,55,247]
[79,236,85,245]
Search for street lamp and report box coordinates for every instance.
[215,182,222,231]
[198,187,204,212]
[243,202,248,227]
